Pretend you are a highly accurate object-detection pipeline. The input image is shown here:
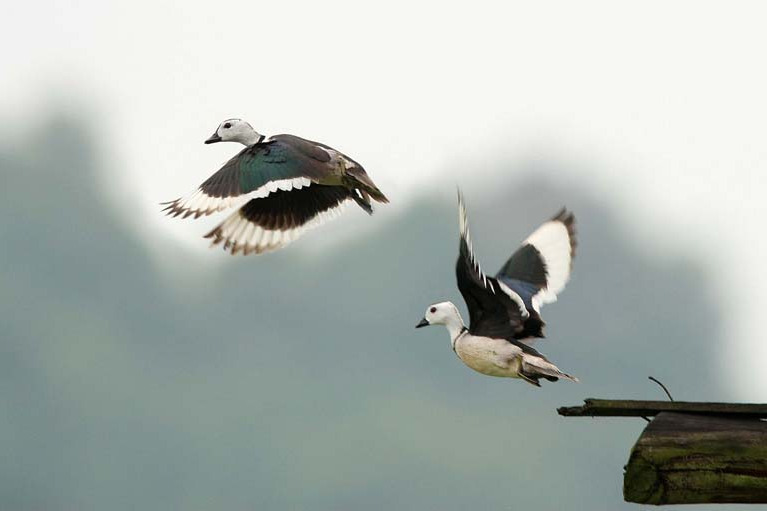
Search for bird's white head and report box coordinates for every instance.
[415,301,465,340]
[205,118,264,146]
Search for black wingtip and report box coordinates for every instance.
[551,207,577,259]
[551,207,575,226]
[160,199,192,218]
[160,199,182,217]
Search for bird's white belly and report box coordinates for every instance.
[454,335,523,378]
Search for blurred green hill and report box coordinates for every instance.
[0,114,729,510]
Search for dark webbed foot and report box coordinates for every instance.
[351,189,373,215]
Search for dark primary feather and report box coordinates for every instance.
[229,185,350,232]
[455,195,528,341]
[550,207,577,255]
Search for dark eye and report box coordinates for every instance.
[430,307,437,313]
[223,122,232,129]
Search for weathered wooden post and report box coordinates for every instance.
[558,399,767,505]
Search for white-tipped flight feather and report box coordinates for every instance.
[458,192,529,319]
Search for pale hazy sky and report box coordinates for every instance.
[4,1,767,395]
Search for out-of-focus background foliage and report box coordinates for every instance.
[3,2,766,509]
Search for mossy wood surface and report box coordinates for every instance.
[623,412,767,505]
[557,399,767,418]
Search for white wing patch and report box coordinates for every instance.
[164,177,314,219]
[206,201,346,255]
[524,220,573,308]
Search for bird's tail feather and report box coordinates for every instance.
[351,190,374,215]
[346,168,389,204]
[522,355,579,383]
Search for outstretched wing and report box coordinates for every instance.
[162,137,332,219]
[204,184,351,255]
[455,192,529,340]
[495,208,576,337]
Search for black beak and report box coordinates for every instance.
[204,132,222,144]
[415,318,429,328]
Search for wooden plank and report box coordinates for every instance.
[624,412,767,504]
[557,399,767,418]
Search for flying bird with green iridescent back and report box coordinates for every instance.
[162,119,388,255]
